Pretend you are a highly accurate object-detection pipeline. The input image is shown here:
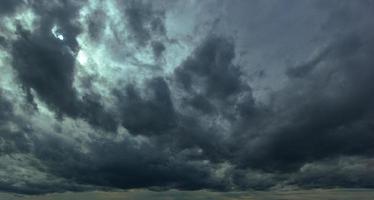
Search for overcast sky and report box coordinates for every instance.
[1,0,374,197]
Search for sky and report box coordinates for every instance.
[0,0,374,198]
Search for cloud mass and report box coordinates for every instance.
[0,0,374,195]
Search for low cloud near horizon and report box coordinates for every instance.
[2,189,374,200]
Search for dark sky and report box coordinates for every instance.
[0,0,374,195]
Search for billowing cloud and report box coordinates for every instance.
[0,0,374,195]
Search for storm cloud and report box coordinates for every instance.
[0,0,374,195]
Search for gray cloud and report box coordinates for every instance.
[0,0,23,16]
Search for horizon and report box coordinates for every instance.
[2,189,374,200]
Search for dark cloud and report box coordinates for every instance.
[10,0,84,117]
[151,41,165,59]
[25,124,227,193]
[175,36,254,117]
[286,47,331,78]
[176,37,239,97]
[10,0,117,131]
[168,35,256,165]
[121,0,166,46]
[0,94,30,156]
[0,35,8,48]
[80,94,119,132]
[67,141,220,190]
[186,94,215,114]
[12,25,80,117]
[290,157,374,189]
[115,77,176,135]
[237,33,374,173]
